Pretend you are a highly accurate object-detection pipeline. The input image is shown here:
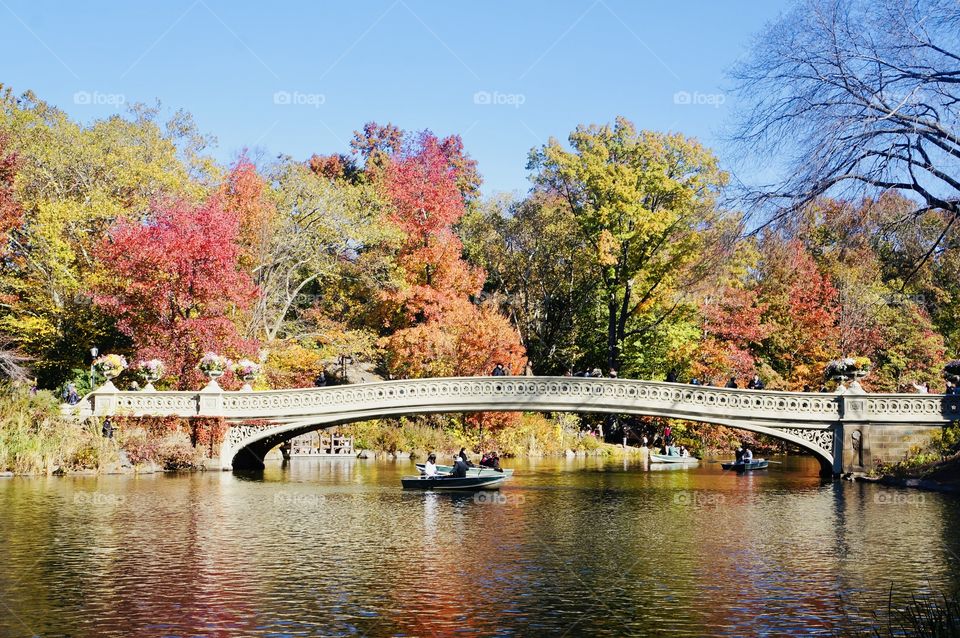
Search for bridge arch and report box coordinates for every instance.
[219,378,841,475]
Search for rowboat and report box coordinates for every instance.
[415,463,514,478]
[650,447,699,464]
[650,453,699,464]
[721,459,769,472]
[401,474,508,490]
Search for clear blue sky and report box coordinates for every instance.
[0,0,791,196]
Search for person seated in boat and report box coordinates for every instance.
[735,445,744,464]
[451,456,469,478]
[458,447,475,467]
[423,453,439,478]
[480,451,502,471]
[742,446,754,462]
[679,445,690,457]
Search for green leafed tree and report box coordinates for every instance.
[527,116,734,372]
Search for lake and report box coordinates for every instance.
[1,455,958,636]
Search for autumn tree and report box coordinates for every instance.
[754,237,839,388]
[0,89,213,386]
[528,117,733,372]
[694,287,770,383]
[376,129,524,378]
[94,197,257,389]
[459,192,596,374]
[0,134,21,255]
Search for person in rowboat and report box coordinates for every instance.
[735,444,744,464]
[742,446,754,462]
[451,455,469,478]
[458,447,474,466]
[480,451,503,471]
[423,453,439,478]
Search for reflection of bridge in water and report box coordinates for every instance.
[74,376,960,476]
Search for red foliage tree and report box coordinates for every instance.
[94,197,258,388]
[376,130,523,434]
[756,238,839,387]
[0,135,22,255]
[694,287,771,382]
[383,131,484,323]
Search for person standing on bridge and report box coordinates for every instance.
[725,377,738,389]
[747,375,764,390]
[491,362,507,376]
[525,361,534,376]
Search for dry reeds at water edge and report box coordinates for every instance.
[837,586,960,637]
[0,385,117,474]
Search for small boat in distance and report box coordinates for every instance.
[721,459,769,472]
[415,463,514,478]
[401,474,508,490]
[650,446,699,465]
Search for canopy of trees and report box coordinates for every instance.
[0,81,954,399]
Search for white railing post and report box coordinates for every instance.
[90,380,120,416]
[197,379,224,417]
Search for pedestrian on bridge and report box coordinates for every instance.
[725,377,738,389]
[747,375,765,390]
[491,362,506,376]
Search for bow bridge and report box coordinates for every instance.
[76,377,960,476]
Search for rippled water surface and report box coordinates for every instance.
[2,456,959,637]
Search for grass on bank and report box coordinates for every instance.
[0,388,115,474]
[0,386,208,474]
